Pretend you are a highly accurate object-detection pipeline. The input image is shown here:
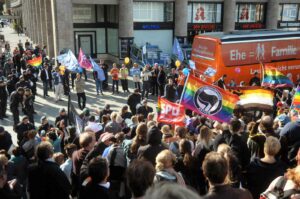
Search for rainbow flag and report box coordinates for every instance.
[262,65,293,88]
[291,86,300,110]
[238,88,274,111]
[27,56,42,67]
[181,75,239,123]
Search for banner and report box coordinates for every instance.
[181,75,239,123]
[157,97,186,126]
[78,48,92,69]
[57,50,79,72]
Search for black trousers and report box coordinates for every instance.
[152,80,158,95]
[77,92,86,110]
[134,82,141,92]
[0,97,7,117]
[10,107,19,126]
[121,79,129,92]
[112,80,119,93]
[159,84,165,96]
[142,81,150,99]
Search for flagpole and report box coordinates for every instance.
[260,61,265,86]
[179,72,190,104]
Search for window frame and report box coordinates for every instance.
[187,2,223,24]
[235,3,266,23]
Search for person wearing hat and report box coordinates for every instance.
[249,71,261,86]
[136,99,153,119]
[0,78,8,119]
[127,89,141,115]
[10,87,25,126]
[55,108,68,128]
[0,126,12,152]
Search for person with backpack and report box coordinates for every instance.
[261,165,300,199]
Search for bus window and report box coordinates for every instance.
[192,38,217,61]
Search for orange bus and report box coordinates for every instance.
[191,30,300,85]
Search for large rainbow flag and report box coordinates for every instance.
[291,86,300,110]
[181,75,239,123]
[238,88,274,111]
[27,56,42,67]
[262,65,293,88]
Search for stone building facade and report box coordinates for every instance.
[20,0,300,60]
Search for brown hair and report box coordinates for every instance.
[203,152,228,185]
[131,123,148,154]
[286,165,300,188]
[79,132,94,148]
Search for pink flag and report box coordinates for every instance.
[78,48,92,69]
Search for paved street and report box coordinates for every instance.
[0,27,157,146]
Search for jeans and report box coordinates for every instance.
[95,79,103,94]
[142,81,150,99]
[43,81,48,97]
[77,92,86,110]
[121,79,129,92]
[112,80,119,93]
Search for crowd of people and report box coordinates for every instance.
[0,39,300,199]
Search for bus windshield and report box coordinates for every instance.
[192,38,216,61]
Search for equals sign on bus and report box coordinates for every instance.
[249,52,255,57]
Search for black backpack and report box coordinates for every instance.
[260,176,300,199]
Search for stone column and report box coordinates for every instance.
[31,0,37,43]
[175,0,188,44]
[39,0,47,46]
[35,0,42,45]
[45,0,55,58]
[118,0,134,59]
[223,0,236,33]
[266,0,279,29]
[52,0,74,57]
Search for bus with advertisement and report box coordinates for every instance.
[191,30,300,85]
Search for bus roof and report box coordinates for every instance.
[200,29,300,43]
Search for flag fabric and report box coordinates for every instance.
[291,86,300,111]
[27,56,42,67]
[237,88,274,111]
[78,48,92,69]
[172,38,184,62]
[90,58,105,81]
[157,97,186,126]
[181,75,239,123]
[262,65,293,88]
[57,50,79,72]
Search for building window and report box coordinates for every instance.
[73,4,96,23]
[97,5,105,22]
[107,5,118,23]
[133,2,173,22]
[279,4,299,21]
[235,4,265,23]
[187,3,222,23]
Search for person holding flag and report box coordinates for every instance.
[91,58,105,95]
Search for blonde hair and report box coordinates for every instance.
[264,136,281,156]
[217,144,231,155]
[0,154,8,166]
[155,150,176,171]
[161,125,171,135]
[286,165,300,188]
[111,112,118,120]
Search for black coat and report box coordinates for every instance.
[79,182,110,199]
[157,70,166,85]
[245,158,286,199]
[127,93,141,113]
[203,185,252,199]
[136,104,153,119]
[0,131,12,151]
[40,69,50,82]
[28,161,71,199]
[15,123,35,143]
[164,84,177,102]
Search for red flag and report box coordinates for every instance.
[157,97,186,126]
[78,48,92,69]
